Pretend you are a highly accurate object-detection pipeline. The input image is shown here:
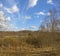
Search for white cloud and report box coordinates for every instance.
[47,12,51,16]
[0,11,11,22]
[36,11,45,15]
[12,5,19,12]
[7,24,19,31]
[28,0,38,8]
[0,23,7,28]
[40,20,43,23]
[6,17,11,21]
[0,11,18,31]
[47,0,53,4]
[30,26,36,29]
[5,5,19,13]
[0,11,6,22]
[36,11,52,16]
[25,16,31,20]
[0,11,10,31]
[22,28,26,30]
[0,3,3,8]
[21,16,31,24]
[0,11,4,15]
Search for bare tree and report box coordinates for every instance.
[40,8,60,32]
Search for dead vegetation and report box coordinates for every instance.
[0,31,60,56]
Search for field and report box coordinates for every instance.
[0,31,60,56]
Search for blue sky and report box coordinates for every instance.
[0,0,59,31]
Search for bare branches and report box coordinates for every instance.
[40,8,60,32]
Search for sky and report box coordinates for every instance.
[0,0,59,31]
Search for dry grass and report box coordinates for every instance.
[0,31,60,56]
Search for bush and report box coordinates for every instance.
[26,35,42,48]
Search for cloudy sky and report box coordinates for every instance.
[0,0,59,31]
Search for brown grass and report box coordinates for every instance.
[0,31,60,56]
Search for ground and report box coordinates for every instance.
[0,31,60,56]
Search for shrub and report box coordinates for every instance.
[26,36,42,48]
